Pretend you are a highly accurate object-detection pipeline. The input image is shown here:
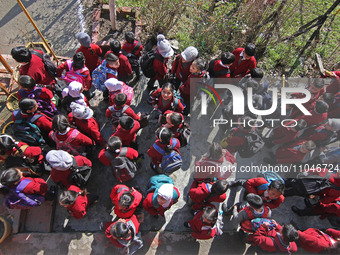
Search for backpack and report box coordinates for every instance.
[12,110,45,146]
[152,138,182,173]
[68,157,92,188]
[236,129,264,158]
[61,94,82,113]
[251,218,276,232]
[31,50,57,78]
[208,59,230,78]
[108,105,129,126]
[50,129,83,156]
[62,60,88,85]
[109,84,134,106]
[122,41,142,68]
[239,206,270,233]
[140,50,164,78]
[177,123,191,147]
[146,174,174,194]
[4,179,45,210]
[257,172,285,191]
[105,148,137,182]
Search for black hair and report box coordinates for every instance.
[221,52,235,65]
[169,112,182,126]
[105,53,119,64]
[295,119,307,131]
[304,140,316,151]
[52,114,71,132]
[59,190,85,206]
[19,98,37,114]
[72,52,85,70]
[19,75,36,90]
[118,191,134,208]
[282,224,299,243]
[250,68,264,79]
[119,116,134,130]
[156,127,172,144]
[125,31,135,44]
[107,136,122,154]
[239,115,252,130]
[193,58,206,72]
[11,46,32,63]
[114,93,127,106]
[315,100,329,114]
[321,93,335,105]
[0,168,21,186]
[312,79,325,89]
[211,180,228,196]
[110,222,130,239]
[161,82,175,93]
[110,39,121,54]
[0,134,16,154]
[202,206,218,225]
[246,193,263,209]
[269,180,285,194]
[244,43,256,57]
[208,142,223,160]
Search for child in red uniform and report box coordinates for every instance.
[162,110,184,138]
[104,216,143,254]
[49,114,93,156]
[110,184,143,219]
[104,77,134,106]
[46,150,92,188]
[298,228,340,253]
[208,52,235,78]
[245,178,285,209]
[248,222,298,253]
[230,43,257,78]
[171,46,198,89]
[184,205,222,240]
[147,34,174,90]
[11,46,55,86]
[147,127,181,171]
[75,32,102,74]
[272,119,307,145]
[112,116,140,148]
[68,102,105,146]
[189,179,228,211]
[59,185,97,220]
[299,100,329,126]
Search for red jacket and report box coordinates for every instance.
[110,184,143,218]
[313,198,340,218]
[325,71,340,94]
[12,111,52,134]
[248,224,297,253]
[328,92,340,118]
[171,54,192,82]
[318,173,340,204]
[112,120,140,146]
[153,51,168,80]
[98,147,138,166]
[245,177,284,209]
[105,51,133,78]
[179,72,205,102]
[19,50,55,85]
[225,128,249,153]
[151,88,184,114]
[21,177,48,196]
[276,139,308,164]
[299,110,328,126]
[272,122,298,144]
[230,48,257,78]
[142,187,180,216]
[122,40,143,58]
[298,228,340,253]
[188,205,217,240]
[66,185,89,219]
[76,44,102,73]
[0,142,42,162]
[104,215,140,248]
[68,113,105,146]
[211,60,231,78]
[189,180,226,210]
[50,155,92,188]
[161,110,184,138]
[105,105,140,121]
[147,138,181,165]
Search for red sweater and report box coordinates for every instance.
[110,184,143,218]
[225,128,249,153]
[50,155,92,188]
[272,122,298,145]
[318,173,340,204]
[276,139,308,164]
[245,177,284,209]
[76,44,102,73]
[105,105,140,121]
[188,206,217,240]
[298,228,340,253]
[147,138,181,165]
[189,180,227,210]
[122,40,143,58]
[12,111,52,134]
[105,51,132,78]
[153,52,168,80]
[328,92,340,118]
[0,142,42,162]
[325,71,340,94]
[112,120,140,146]
[300,110,328,126]
[313,198,340,218]
[211,60,231,78]
[19,50,55,85]
[68,113,105,146]
[230,48,257,78]
[66,185,89,219]
[179,72,205,101]
[143,187,180,216]
[151,88,184,113]
[21,177,48,196]
[98,147,138,166]
[171,54,192,82]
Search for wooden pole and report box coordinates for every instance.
[16,0,59,64]
[109,0,117,31]
[0,51,13,74]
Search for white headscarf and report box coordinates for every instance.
[157,183,174,208]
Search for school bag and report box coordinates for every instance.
[239,206,271,233]
[146,174,174,194]
[140,50,164,78]
[68,157,92,188]
[61,60,88,85]
[152,138,182,173]
[105,148,137,182]
[3,179,45,210]
[61,94,82,113]
[251,218,276,232]
[257,171,285,191]
[12,110,45,146]
[235,128,264,158]
[177,123,191,147]
[50,129,83,156]
[208,59,230,78]
[122,41,142,68]
[109,84,134,106]
[31,50,57,78]
[108,105,129,125]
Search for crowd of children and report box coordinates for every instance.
[1,30,339,254]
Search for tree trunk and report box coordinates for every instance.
[109,0,117,31]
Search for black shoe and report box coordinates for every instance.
[291,205,315,216]
[184,222,190,229]
[291,206,303,216]
[45,185,57,201]
[304,198,312,208]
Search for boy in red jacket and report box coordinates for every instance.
[122,31,143,80]
[112,116,140,149]
[208,52,235,78]
[298,228,340,253]
[230,43,257,78]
